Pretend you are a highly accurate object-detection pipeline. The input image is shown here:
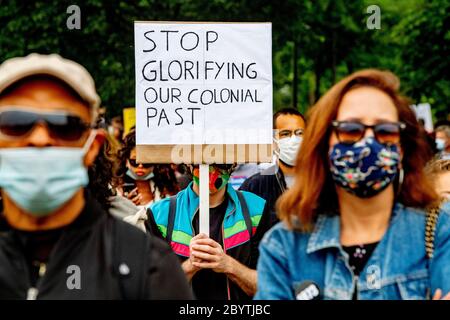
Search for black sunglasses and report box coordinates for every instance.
[331,120,406,144]
[0,108,90,142]
[128,159,153,169]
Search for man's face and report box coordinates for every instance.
[274,114,306,140]
[0,77,91,149]
[436,131,449,148]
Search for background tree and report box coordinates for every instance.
[0,0,448,122]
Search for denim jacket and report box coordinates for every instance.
[255,201,450,300]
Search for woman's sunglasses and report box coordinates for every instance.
[128,159,153,169]
[331,120,406,144]
[0,108,90,142]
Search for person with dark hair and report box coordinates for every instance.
[87,131,144,221]
[145,164,272,300]
[0,53,192,299]
[87,133,120,211]
[117,130,180,207]
[239,107,306,226]
[255,69,450,300]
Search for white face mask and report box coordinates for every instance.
[275,135,303,167]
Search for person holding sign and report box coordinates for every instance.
[0,54,193,300]
[145,164,272,300]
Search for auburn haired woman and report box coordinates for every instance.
[255,69,450,300]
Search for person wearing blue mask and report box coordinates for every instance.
[117,130,180,207]
[435,125,450,160]
[255,69,450,300]
[0,53,192,300]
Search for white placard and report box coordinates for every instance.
[134,22,273,146]
[411,103,433,133]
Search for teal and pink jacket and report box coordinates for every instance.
[146,182,271,300]
[147,182,270,258]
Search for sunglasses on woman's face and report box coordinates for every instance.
[128,158,153,169]
[0,108,90,142]
[331,120,406,145]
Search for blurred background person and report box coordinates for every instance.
[108,115,124,145]
[88,131,142,220]
[240,108,306,226]
[170,163,192,190]
[435,124,450,160]
[256,69,450,300]
[117,130,179,207]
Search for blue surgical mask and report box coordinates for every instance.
[329,137,400,198]
[0,132,96,217]
[436,138,445,151]
[126,168,154,181]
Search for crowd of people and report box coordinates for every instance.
[0,53,449,300]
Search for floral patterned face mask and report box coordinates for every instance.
[329,137,401,198]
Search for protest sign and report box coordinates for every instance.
[411,103,433,133]
[123,107,136,137]
[134,22,273,164]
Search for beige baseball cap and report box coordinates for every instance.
[0,53,101,124]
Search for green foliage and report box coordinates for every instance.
[0,0,448,121]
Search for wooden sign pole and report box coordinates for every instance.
[199,164,210,236]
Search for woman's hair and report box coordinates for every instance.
[87,133,121,211]
[118,130,180,196]
[277,69,438,231]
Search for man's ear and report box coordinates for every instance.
[84,129,106,167]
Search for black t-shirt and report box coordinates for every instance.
[191,196,229,300]
[342,242,379,276]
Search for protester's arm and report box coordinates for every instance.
[225,201,273,296]
[225,256,257,296]
[182,233,212,282]
[181,259,199,282]
[190,235,258,296]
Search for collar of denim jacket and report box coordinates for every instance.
[306,202,403,254]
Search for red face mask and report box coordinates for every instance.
[192,166,231,193]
